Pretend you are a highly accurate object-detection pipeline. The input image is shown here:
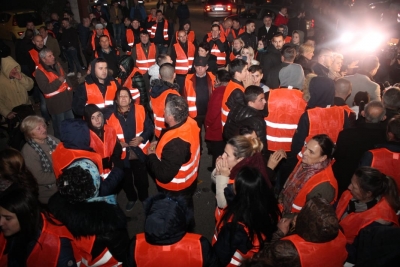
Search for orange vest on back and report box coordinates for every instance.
[265,89,306,151]
[285,163,338,213]
[221,80,245,127]
[282,232,348,267]
[28,49,39,77]
[150,89,180,138]
[91,29,112,50]
[173,42,195,75]
[36,63,71,98]
[175,31,196,44]
[75,235,120,267]
[184,73,215,118]
[155,117,200,191]
[52,143,104,179]
[370,148,400,192]
[135,43,156,74]
[0,214,76,267]
[336,190,399,244]
[117,67,141,100]
[85,81,117,108]
[134,233,203,267]
[307,106,344,143]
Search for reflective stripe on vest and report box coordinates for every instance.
[221,80,245,128]
[89,124,116,160]
[126,28,134,47]
[173,42,195,75]
[370,148,400,192]
[75,235,121,267]
[184,73,215,118]
[265,89,306,151]
[155,117,200,191]
[36,63,72,98]
[117,67,141,100]
[150,20,169,40]
[91,29,112,51]
[135,43,156,74]
[85,81,117,108]
[28,49,39,77]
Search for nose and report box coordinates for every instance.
[348,184,353,191]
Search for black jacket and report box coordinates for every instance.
[225,79,245,112]
[261,45,281,78]
[266,62,290,89]
[311,62,329,77]
[238,31,258,51]
[257,25,278,43]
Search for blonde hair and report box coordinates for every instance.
[20,115,47,140]
[242,46,255,60]
[227,135,263,159]
[302,73,317,102]
[233,38,245,48]
[299,43,314,56]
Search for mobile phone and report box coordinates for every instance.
[241,56,247,61]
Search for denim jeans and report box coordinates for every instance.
[112,23,123,45]
[38,88,51,122]
[65,47,82,73]
[51,109,74,139]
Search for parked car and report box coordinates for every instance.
[204,0,233,18]
[0,9,43,41]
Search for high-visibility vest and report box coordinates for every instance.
[221,80,245,127]
[284,162,338,213]
[28,49,40,77]
[36,63,72,99]
[52,143,104,179]
[207,34,227,67]
[265,89,306,151]
[117,67,141,100]
[184,72,215,118]
[0,213,77,267]
[282,232,348,267]
[155,117,200,191]
[126,28,135,47]
[75,235,121,267]
[135,43,156,74]
[89,124,117,176]
[336,190,399,244]
[227,27,245,40]
[85,81,117,108]
[173,42,195,75]
[150,20,168,40]
[370,148,400,192]
[213,214,263,267]
[134,233,203,267]
[229,50,240,62]
[90,28,112,51]
[106,104,150,159]
[175,30,196,44]
[150,89,180,138]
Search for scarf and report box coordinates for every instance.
[27,136,58,173]
[282,159,330,214]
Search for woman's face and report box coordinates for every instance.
[117,90,131,108]
[348,175,370,202]
[257,40,264,50]
[222,144,243,169]
[292,33,300,44]
[198,47,208,57]
[91,111,104,129]
[233,40,242,51]
[302,139,326,165]
[304,49,314,60]
[30,122,47,142]
[242,48,252,61]
[0,206,20,237]
[331,57,343,72]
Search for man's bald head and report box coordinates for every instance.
[335,78,352,100]
[363,100,386,123]
[159,63,176,83]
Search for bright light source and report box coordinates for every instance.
[357,32,383,52]
[340,32,353,43]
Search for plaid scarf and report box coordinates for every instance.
[27,137,58,173]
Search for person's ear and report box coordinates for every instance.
[205,65,209,70]
[361,110,365,117]
[320,154,327,162]
[381,115,387,121]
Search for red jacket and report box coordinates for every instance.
[205,85,225,141]
[275,13,289,26]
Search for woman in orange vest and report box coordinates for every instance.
[229,38,244,62]
[213,166,280,266]
[279,134,338,216]
[0,186,78,266]
[336,167,400,252]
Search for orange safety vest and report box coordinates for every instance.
[265,89,306,151]
[106,105,150,159]
[28,49,39,77]
[155,117,200,191]
[284,162,338,213]
[229,51,239,62]
[0,214,76,267]
[207,34,227,67]
[336,190,399,244]
[175,30,196,44]
[282,232,348,267]
[89,124,116,176]
[91,28,112,51]
[85,81,117,108]
[370,148,400,192]
[184,72,215,118]
[135,43,156,75]
[150,89,180,138]
[150,20,169,40]
[284,36,292,44]
[52,143,104,179]
[221,80,245,127]
[75,235,121,267]
[228,27,245,40]
[134,233,203,267]
[117,67,142,100]
[173,42,195,75]
[36,63,72,99]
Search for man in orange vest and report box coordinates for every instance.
[122,18,143,55]
[149,10,169,55]
[87,23,114,58]
[35,48,73,139]
[171,30,196,95]
[205,24,229,68]
[333,78,357,127]
[149,63,180,139]
[73,58,119,117]
[226,18,245,44]
[93,35,120,79]
[147,95,200,210]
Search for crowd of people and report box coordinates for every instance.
[1,0,400,266]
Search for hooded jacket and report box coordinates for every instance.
[73,59,119,117]
[0,56,34,117]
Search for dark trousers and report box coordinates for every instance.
[122,159,149,202]
[206,140,226,168]
[194,115,205,153]
[175,74,186,95]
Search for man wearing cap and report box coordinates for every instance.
[184,56,215,146]
[171,30,196,95]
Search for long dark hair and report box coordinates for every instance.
[220,167,280,247]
